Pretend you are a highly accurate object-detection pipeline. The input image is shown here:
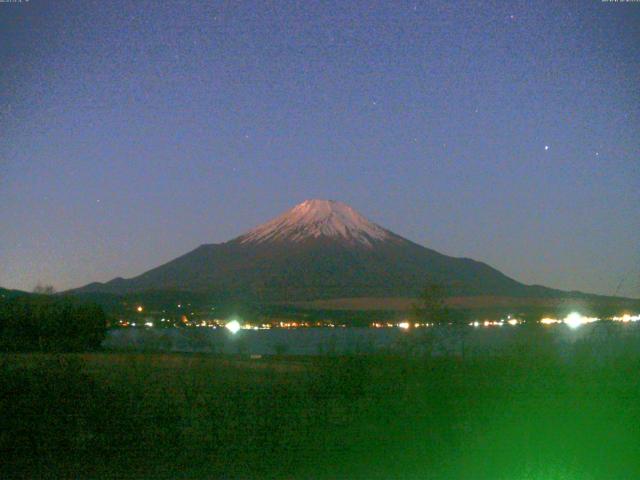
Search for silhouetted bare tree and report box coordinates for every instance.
[411,283,451,325]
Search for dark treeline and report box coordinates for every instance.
[0,295,107,352]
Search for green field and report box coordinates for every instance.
[2,348,640,479]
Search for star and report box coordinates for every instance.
[544,145,550,151]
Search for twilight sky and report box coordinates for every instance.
[1,0,638,297]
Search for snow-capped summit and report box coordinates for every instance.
[237,199,392,247]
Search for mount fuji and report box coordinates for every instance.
[73,199,604,303]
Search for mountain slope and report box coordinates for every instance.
[72,199,585,301]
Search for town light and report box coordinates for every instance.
[226,320,241,334]
[541,317,561,325]
[612,314,640,323]
[563,312,598,329]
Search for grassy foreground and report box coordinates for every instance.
[1,348,640,479]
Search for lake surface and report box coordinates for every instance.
[104,323,640,358]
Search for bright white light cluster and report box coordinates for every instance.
[225,320,241,334]
[563,312,599,329]
[540,312,600,328]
